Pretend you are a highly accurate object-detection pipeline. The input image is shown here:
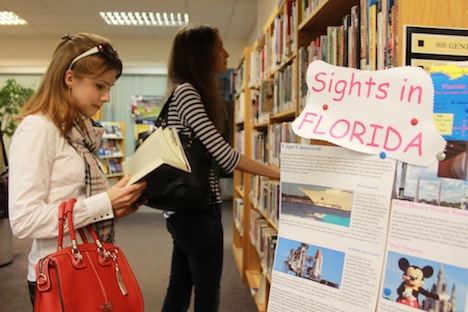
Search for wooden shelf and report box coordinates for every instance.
[232,0,468,310]
[246,271,267,312]
[232,245,244,277]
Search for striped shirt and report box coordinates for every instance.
[166,82,241,205]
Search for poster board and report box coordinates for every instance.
[268,50,468,310]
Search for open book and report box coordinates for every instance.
[122,126,191,186]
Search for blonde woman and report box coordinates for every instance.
[8,33,147,308]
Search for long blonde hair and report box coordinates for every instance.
[21,33,122,136]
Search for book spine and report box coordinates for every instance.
[360,0,368,69]
[368,0,377,70]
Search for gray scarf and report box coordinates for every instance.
[66,117,114,243]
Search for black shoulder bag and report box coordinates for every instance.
[137,91,213,212]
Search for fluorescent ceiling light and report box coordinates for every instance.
[0,11,28,25]
[100,12,189,26]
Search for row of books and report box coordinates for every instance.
[298,1,398,108]
[250,66,296,125]
[298,0,326,22]
[233,61,246,98]
[269,0,297,71]
[250,209,278,280]
[251,81,272,124]
[249,1,297,89]
[250,121,296,167]
[98,138,123,157]
[233,198,244,237]
[269,121,297,167]
[250,175,280,227]
[252,131,268,164]
[102,123,123,138]
[234,91,246,124]
[236,0,400,125]
[102,159,123,175]
[235,129,245,155]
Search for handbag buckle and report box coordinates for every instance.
[71,240,83,263]
[36,257,52,291]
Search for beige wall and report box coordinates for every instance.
[0,1,277,73]
[0,37,246,74]
[247,0,278,46]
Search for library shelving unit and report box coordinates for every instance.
[232,0,468,310]
[232,46,254,295]
[232,1,298,310]
[99,121,125,184]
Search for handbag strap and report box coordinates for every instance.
[57,198,78,250]
[57,201,68,250]
[57,198,108,260]
[156,90,199,144]
[0,123,8,169]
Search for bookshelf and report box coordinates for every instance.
[232,0,468,310]
[99,121,125,184]
[232,46,253,293]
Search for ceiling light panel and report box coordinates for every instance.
[0,11,28,25]
[100,12,189,26]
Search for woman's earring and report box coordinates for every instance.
[68,88,72,94]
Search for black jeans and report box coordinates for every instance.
[28,281,36,310]
[162,205,223,312]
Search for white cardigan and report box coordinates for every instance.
[8,115,113,282]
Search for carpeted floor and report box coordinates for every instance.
[0,201,257,312]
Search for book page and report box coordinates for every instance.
[162,127,191,172]
[267,143,396,312]
[122,127,189,185]
[377,161,468,312]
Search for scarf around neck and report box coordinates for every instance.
[66,117,114,243]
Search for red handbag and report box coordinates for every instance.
[34,198,144,312]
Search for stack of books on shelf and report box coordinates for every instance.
[107,159,123,175]
[261,230,278,280]
[298,1,398,108]
[268,121,296,167]
[98,139,123,157]
[250,209,278,279]
[252,131,268,164]
[98,122,125,180]
[233,198,244,237]
[102,123,123,138]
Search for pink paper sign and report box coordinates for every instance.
[292,60,446,166]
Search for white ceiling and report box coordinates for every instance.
[0,0,258,41]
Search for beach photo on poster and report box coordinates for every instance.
[281,182,353,227]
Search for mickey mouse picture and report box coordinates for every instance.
[396,257,449,309]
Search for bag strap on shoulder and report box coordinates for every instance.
[155,89,198,142]
[155,90,176,128]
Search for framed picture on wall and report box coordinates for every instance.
[131,95,164,119]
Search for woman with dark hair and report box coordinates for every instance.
[8,32,147,308]
[161,24,280,312]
